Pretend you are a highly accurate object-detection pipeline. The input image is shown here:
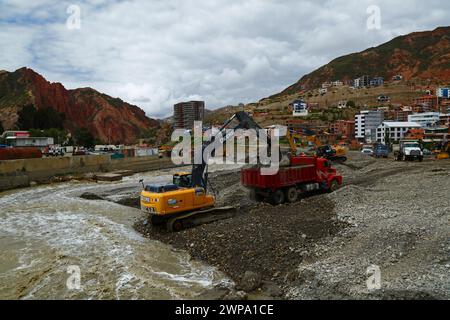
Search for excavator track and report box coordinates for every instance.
[166,206,237,232]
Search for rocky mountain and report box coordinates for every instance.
[273,26,450,97]
[0,67,162,144]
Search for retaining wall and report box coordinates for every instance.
[0,155,176,191]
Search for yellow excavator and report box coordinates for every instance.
[286,129,347,162]
[139,111,267,231]
[436,141,449,160]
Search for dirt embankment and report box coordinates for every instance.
[129,153,450,300]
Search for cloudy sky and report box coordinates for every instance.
[1,0,449,118]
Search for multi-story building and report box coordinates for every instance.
[292,99,308,117]
[329,120,355,139]
[173,101,205,129]
[437,87,450,99]
[439,114,450,126]
[355,110,384,142]
[370,77,384,87]
[423,126,449,143]
[407,112,441,128]
[376,122,422,144]
[413,96,438,111]
[360,75,370,88]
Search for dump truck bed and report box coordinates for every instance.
[241,164,317,189]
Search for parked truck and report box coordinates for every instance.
[373,143,389,158]
[394,140,423,162]
[241,156,343,205]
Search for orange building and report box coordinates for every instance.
[413,96,438,111]
[329,120,355,139]
[405,128,425,140]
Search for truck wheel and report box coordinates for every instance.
[285,187,298,203]
[249,189,264,202]
[270,190,285,205]
[328,180,340,193]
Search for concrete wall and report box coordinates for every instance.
[0,155,177,191]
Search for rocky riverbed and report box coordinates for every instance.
[132,152,450,300]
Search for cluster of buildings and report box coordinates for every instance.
[322,75,385,91]
[351,75,384,89]
[354,110,449,145]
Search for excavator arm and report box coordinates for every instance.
[191,111,269,190]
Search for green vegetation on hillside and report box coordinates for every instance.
[17,105,65,130]
[73,128,96,148]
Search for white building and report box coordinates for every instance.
[6,136,54,148]
[292,100,308,117]
[376,122,421,144]
[407,112,441,128]
[337,101,348,109]
[355,112,367,139]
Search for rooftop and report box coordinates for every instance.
[381,121,422,128]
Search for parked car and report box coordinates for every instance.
[422,148,432,156]
[361,148,373,156]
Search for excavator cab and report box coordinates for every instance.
[316,145,336,158]
[172,172,192,188]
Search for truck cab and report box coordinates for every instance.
[396,140,423,162]
[373,144,389,158]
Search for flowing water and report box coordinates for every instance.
[0,166,237,300]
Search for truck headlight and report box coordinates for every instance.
[141,196,150,203]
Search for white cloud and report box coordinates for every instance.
[0,0,449,118]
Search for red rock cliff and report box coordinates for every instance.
[0,67,162,144]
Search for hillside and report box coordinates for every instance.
[274,26,450,97]
[0,67,163,144]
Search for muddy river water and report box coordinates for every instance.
[0,166,236,299]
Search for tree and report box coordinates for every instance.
[17,105,37,130]
[347,100,356,108]
[139,127,157,145]
[73,128,95,148]
[17,105,65,130]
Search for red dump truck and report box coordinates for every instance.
[241,156,343,205]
